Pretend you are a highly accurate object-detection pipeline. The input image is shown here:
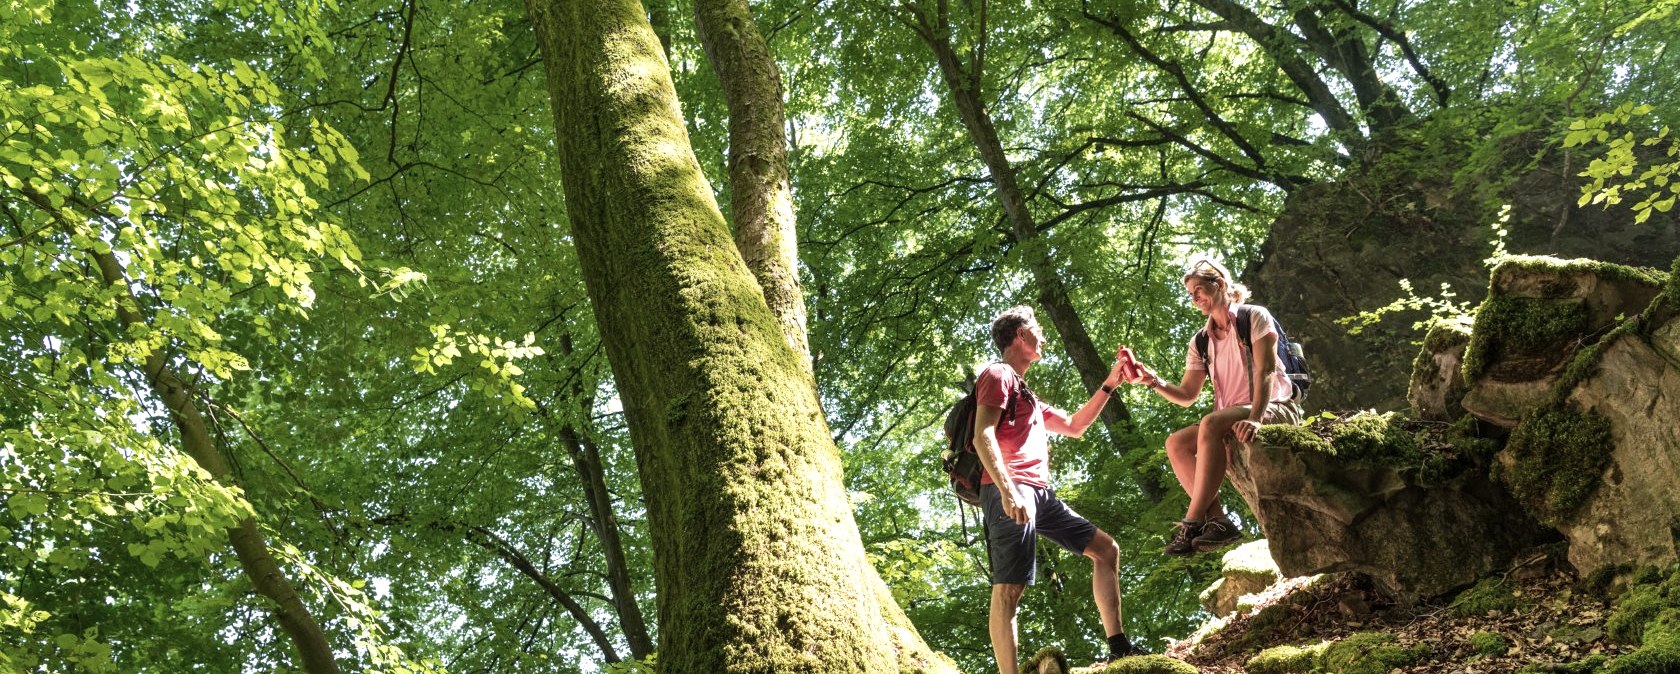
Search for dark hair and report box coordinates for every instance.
[990,305,1036,352]
[1182,257,1251,304]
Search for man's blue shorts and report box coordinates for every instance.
[979,483,1098,586]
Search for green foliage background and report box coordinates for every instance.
[2,0,1676,671]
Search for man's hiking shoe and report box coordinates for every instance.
[1164,520,1201,556]
[1193,516,1241,551]
[1089,644,1151,668]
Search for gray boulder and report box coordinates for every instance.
[1199,540,1280,617]
[1235,412,1552,600]
[1503,303,1680,577]
[1459,256,1663,427]
[1455,255,1679,577]
[1409,321,1472,421]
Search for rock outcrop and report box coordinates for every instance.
[1408,321,1471,422]
[1199,540,1281,617]
[1459,257,1664,427]
[1412,256,1680,578]
[1247,130,1680,414]
[1234,412,1552,600]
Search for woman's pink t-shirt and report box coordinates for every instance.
[1184,304,1293,410]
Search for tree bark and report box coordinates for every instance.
[80,248,341,674]
[1289,6,1409,131]
[906,5,1165,503]
[1185,0,1364,143]
[694,0,812,370]
[555,418,654,659]
[523,2,953,671]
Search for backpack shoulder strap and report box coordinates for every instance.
[1234,305,1255,353]
[1193,328,1210,366]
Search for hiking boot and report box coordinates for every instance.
[1089,643,1151,669]
[1164,520,1201,556]
[1193,515,1241,551]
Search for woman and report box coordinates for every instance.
[1125,257,1303,556]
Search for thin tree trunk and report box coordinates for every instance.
[692,5,967,666]
[694,0,811,369]
[459,525,622,662]
[523,2,953,671]
[541,334,653,658]
[553,420,653,657]
[80,247,341,674]
[906,7,1165,503]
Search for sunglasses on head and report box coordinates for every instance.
[1187,258,1225,279]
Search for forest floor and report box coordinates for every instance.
[1148,561,1628,674]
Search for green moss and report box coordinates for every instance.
[1470,630,1510,657]
[1451,577,1519,616]
[1320,631,1431,674]
[1256,424,1333,455]
[1499,404,1614,526]
[1446,413,1505,460]
[1606,565,1680,644]
[1666,254,1680,305]
[1245,642,1329,674]
[1603,608,1680,674]
[1494,255,1668,290]
[1462,295,1589,381]
[1329,411,1422,463]
[1232,601,1301,653]
[1581,564,1634,596]
[1024,646,1069,674]
[1093,654,1196,674]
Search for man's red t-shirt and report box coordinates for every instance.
[974,363,1056,489]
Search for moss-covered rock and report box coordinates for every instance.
[1451,577,1519,616]
[1024,646,1070,674]
[1091,654,1196,674]
[1201,540,1282,616]
[1463,295,1590,382]
[1603,608,1680,674]
[1497,404,1614,527]
[1411,320,1474,421]
[1460,256,1666,427]
[1319,631,1431,674]
[1470,630,1510,657]
[1235,413,1548,599]
[1446,413,1506,461]
[1245,642,1329,674]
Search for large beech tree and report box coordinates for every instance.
[522,0,952,670]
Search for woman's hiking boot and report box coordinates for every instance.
[1192,514,1241,551]
[1164,519,1202,555]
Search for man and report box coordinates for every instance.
[973,306,1143,673]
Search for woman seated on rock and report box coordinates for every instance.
[1124,257,1303,556]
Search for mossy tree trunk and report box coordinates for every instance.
[692,3,955,668]
[695,0,811,371]
[524,2,945,671]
